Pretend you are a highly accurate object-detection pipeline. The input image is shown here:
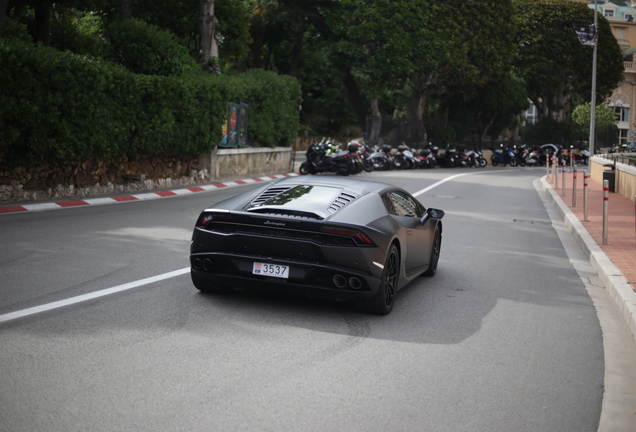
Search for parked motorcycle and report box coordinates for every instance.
[299,138,353,176]
[438,147,468,168]
[393,144,419,169]
[369,144,395,171]
[415,147,437,169]
[568,146,589,165]
[345,141,366,174]
[490,146,518,167]
[355,142,374,172]
[463,147,486,168]
[538,143,565,166]
[521,145,542,166]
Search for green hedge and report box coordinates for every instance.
[0,39,300,167]
[106,18,200,77]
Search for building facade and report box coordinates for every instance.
[587,1,636,145]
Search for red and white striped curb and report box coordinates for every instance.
[0,173,299,215]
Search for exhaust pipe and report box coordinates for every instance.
[192,258,202,270]
[348,277,362,290]
[332,274,347,288]
[203,258,213,271]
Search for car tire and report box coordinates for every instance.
[353,244,399,315]
[191,271,234,294]
[423,225,442,277]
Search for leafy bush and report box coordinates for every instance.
[0,39,300,168]
[106,18,200,76]
[1,19,32,43]
[222,69,301,147]
[50,11,108,58]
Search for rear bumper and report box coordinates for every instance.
[190,252,383,301]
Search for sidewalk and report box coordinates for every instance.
[540,164,636,346]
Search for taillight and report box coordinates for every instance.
[321,225,374,245]
[198,212,233,227]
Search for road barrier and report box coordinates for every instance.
[572,165,577,207]
[584,171,589,221]
[603,179,609,245]
[562,160,566,196]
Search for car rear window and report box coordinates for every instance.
[255,185,343,209]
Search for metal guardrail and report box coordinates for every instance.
[597,153,636,166]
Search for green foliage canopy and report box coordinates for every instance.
[513,0,624,121]
[571,103,618,128]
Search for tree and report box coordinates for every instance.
[0,0,10,35]
[513,0,624,121]
[330,0,432,140]
[200,0,219,73]
[571,102,618,139]
[403,0,517,143]
[131,0,250,72]
[442,72,529,145]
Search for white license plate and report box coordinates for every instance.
[252,262,290,279]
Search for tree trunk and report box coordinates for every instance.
[367,99,382,145]
[34,2,51,46]
[249,13,264,69]
[201,0,220,74]
[118,0,132,21]
[408,74,438,145]
[299,1,367,131]
[0,0,9,36]
[288,22,304,78]
[340,69,367,131]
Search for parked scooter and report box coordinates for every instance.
[369,144,395,171]
[463,147,486,168]
[438,147,468,168]
[415,147,437,168]
[355,141,374,172]
[523,145,542,166]
[568,146,590,165]
[490,146,518,167]
[299,138,353,176]
[393,144,419,169]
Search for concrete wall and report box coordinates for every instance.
[1,147,295,203]
[205,147,292,181]
[590,156,636,201]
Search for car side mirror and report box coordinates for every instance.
[421,207,445,224]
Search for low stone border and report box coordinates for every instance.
[0,169,210,204]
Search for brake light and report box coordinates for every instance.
[198,212,233,226]
[321,226,373,245]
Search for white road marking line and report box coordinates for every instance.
[412,170,515,197]
[0,268,190,324]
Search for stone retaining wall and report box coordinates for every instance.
[590,156,636,201]
[0,147,293,204]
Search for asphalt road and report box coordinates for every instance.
[0,167,618,431]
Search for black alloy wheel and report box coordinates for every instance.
[424,226,441,277]
[354,244,399,315]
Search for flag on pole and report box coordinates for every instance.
[573,25,598,46]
